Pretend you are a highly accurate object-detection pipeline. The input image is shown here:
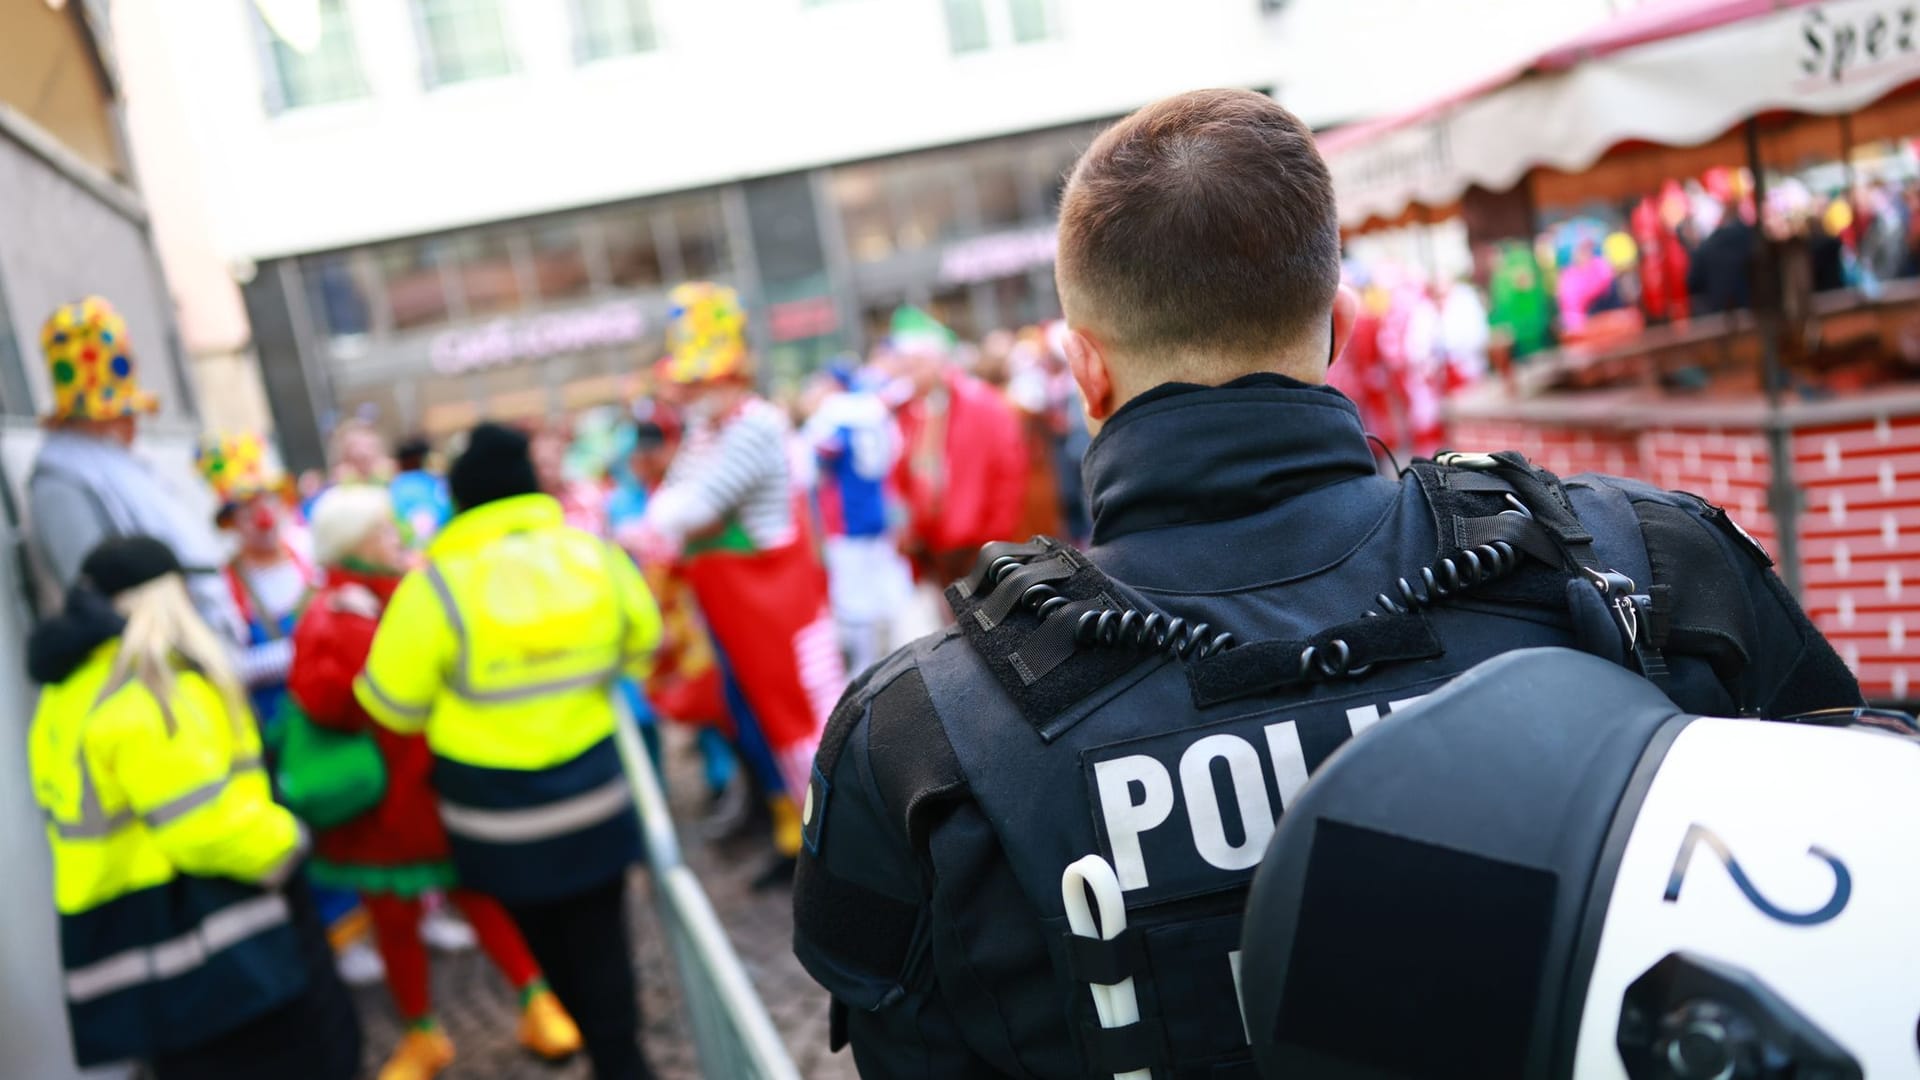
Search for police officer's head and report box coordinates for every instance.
[1055,89,1356,431]
[449,421,540,514]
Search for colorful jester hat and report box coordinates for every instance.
[40,297,160,421]
[662,282,751,385]
[196,430,280,505]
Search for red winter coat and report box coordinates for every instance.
[287,567,449,867]
[894,368,1027,570]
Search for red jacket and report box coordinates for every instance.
[287,567,449,868]
[894,369,1028,561]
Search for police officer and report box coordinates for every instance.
[356,422,663,1080]
[791,89,1861,1078]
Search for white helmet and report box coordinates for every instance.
[1238,648,1918,1080]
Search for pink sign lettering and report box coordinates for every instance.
[428,302,648,375]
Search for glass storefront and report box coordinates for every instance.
[259,119,1101,458]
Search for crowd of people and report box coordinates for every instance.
[20,280,1094,1080]
[20,87,1896,1080]
[1332,159,1920,457]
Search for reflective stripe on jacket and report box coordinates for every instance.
[355,493,662,903]
[29,644,309,1064]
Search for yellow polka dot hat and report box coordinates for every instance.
[40,297,160,420]
[196,430,277,504]
[662,282,751,385]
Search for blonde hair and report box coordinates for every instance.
[310,484,395,566]
[110,574,253,736]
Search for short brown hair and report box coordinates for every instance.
[1057,89,1339,362]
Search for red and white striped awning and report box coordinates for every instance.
[1322,0,1920,227]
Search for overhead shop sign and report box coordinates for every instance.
[1320,0,1920,227]
[429,301,648,376]
[938,225,1058,286]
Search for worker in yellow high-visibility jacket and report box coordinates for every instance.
[356,421,663,1080]
[27,536,361,1078]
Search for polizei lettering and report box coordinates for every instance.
[1083,683,1442,904]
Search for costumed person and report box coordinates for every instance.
[1556,238,1616,336]
[1632,186,1693,325]
[1323,264,1401,455]
[329,418,393,487]
[1436,276,1491,392]
[1486,241,1556,359]
[286,486,581,1080]
[1377,273,1447,457]
[800,360,912,676]
[197,432,315,725]
[27,297,245,642]
[632,283,844,875]
[356,422,663,1080]
[533,420,609,536]
[28,536,360,1080]
[890,305,1027,588]
[1000,330,1070,542]
[198,432,386,987]
[389,435,451,552]
[612,405,743,829]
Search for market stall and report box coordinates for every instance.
[1320,0,1920,702]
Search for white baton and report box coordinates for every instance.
[1061,853,1152,1080]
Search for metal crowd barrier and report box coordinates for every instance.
[614,702,803,1080]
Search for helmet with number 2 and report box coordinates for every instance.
[1237,648,1919,1080]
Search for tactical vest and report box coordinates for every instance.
[810,451,1778,1078]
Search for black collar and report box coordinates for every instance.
[1083,373,1380,544]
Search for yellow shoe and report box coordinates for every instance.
[518,989,582,1060]
[377,1027,455,1080]
[769,795,803,858]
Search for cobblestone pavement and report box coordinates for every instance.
[352,726,859,1079]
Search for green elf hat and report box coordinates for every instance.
[888,305,956,354]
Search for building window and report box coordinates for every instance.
[946,0,1056,54]
[303,252,372,338]
[572,0,656,62]
[452,231,524,316]
[255,0,369,113]
[531,221,593,301]
[412,0,516,87]
[668,198,731,281]
[832,166,892,263]
[601,208,664,289]
[380,239,455,330]
[1008,0,1053,43]
[944,0,990,53]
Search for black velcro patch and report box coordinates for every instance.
[793,849,921,985]
[1271,820,1557,1079]
[867,669,968,848]
[950,559,1150,736]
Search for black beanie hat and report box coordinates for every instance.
[79,536,183,598]
[450,422,540,512]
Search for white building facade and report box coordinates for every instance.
[121,0,1645,467]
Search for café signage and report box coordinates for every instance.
[938,226,1058,286]
[428,301,648,376]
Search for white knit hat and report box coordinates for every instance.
[309,484,395,566]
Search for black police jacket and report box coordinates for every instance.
[792,373,1858,1079]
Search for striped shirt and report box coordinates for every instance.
[646,397,797,552]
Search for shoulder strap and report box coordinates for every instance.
[1426,451,1676,691]
[1624,492,1758,684]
